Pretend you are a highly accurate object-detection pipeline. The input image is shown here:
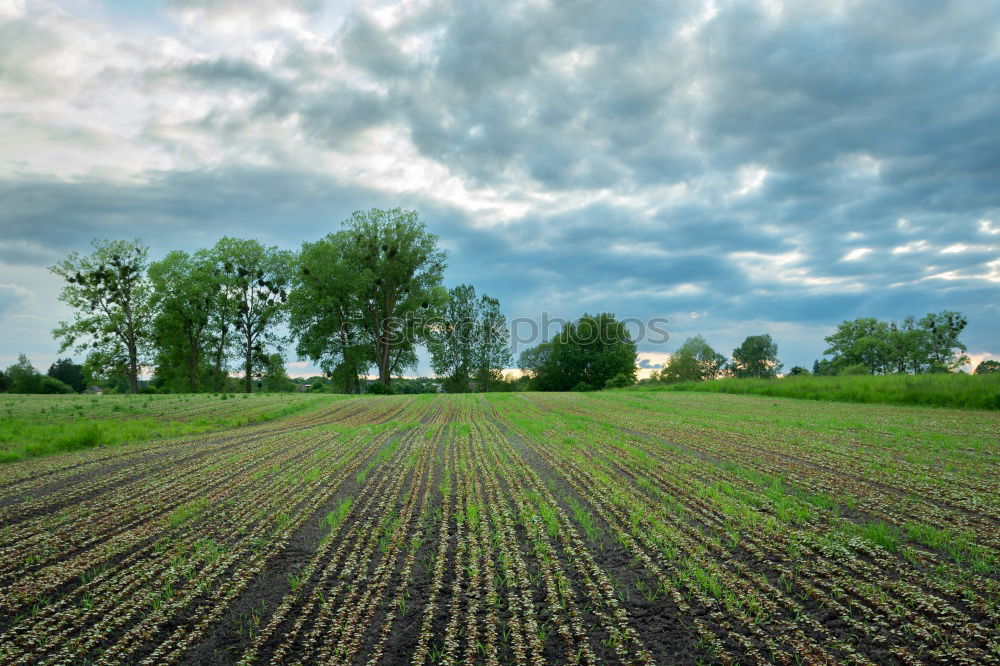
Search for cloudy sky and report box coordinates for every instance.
[1,0,998,378]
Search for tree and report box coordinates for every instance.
[823,318,892,375]
[293,209,447,388]
[920,310,969,372]
[0,369,8,393]
[518,342,552,381]
[975,360,1000,374]
[427,284,512,392]
[209,238,293,393]
[822,311,969,374]
[656,335,726,383]
[473,294,512,391]
[290,230,374,394]
[261,353,294,392]
[428,284,477,392]
[523,313,636,391]
[731,334,782,379]
[787,366,810,376]
[885,317,929,374]
[6,354,42,393]
[50,239,153,394]
[47,358,85,393]
[82,349,131,392]
[148,251,221,392]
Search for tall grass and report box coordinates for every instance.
[0,395,335,463]
[634,373,1000,410]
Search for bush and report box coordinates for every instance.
[604,373,633,389]
[366,380,394,395]
[39,376,74,394]
[572,381,594,392]
[839,364,870,376]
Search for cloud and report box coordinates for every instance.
[0,282,30,315]
[0,0,998,375]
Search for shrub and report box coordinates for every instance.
[604,373,633,389]
[572,381,594,392]
[839,364,870,376]
[975,360,1000,374]
[366,381,394,395]
[39,376,74,394]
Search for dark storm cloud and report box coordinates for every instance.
[1,0,998,371]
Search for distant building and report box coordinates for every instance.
[84,386,105,395]
[295,384,312,393]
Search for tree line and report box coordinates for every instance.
[15,208,512,395]
[641,309,987,386]
[2,208,992,396]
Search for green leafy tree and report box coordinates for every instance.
[50,239,153,394]
[290,231,374,394]
[526,313,637,391]
[82,348,131,392]
[787,366,810,376]
[473,294,512,391]
[148,251,221,392]
[0,369,8,393]
[731,334,782,379]
[920,310,969,372]
[47,358,85,393]
[823,318,892,374]
[885,317,929,374]
[975,360,1000,374]
[518,342,551,381]
[428,284,511,392]
[6,354,42,393]
[656,335,726,383]
[261,353,294,392]
[429,284,477,391]
[208,238,293,393]
[811,359,839,376]
[823,311,969,374]
[292,208,447,388]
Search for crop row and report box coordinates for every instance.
[0,392,996,664]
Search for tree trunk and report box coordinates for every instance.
[377,334,392,385]
[244,344,253,393]
[188,351,198,393]
[128,345,139,394]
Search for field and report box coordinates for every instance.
[0,393,336,463]
[640,372,1000,410]
[0,392,997,664]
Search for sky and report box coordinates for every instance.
[1,0,998,379]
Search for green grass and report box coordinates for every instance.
[633,373,1000,410]
[0,393,339,463]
